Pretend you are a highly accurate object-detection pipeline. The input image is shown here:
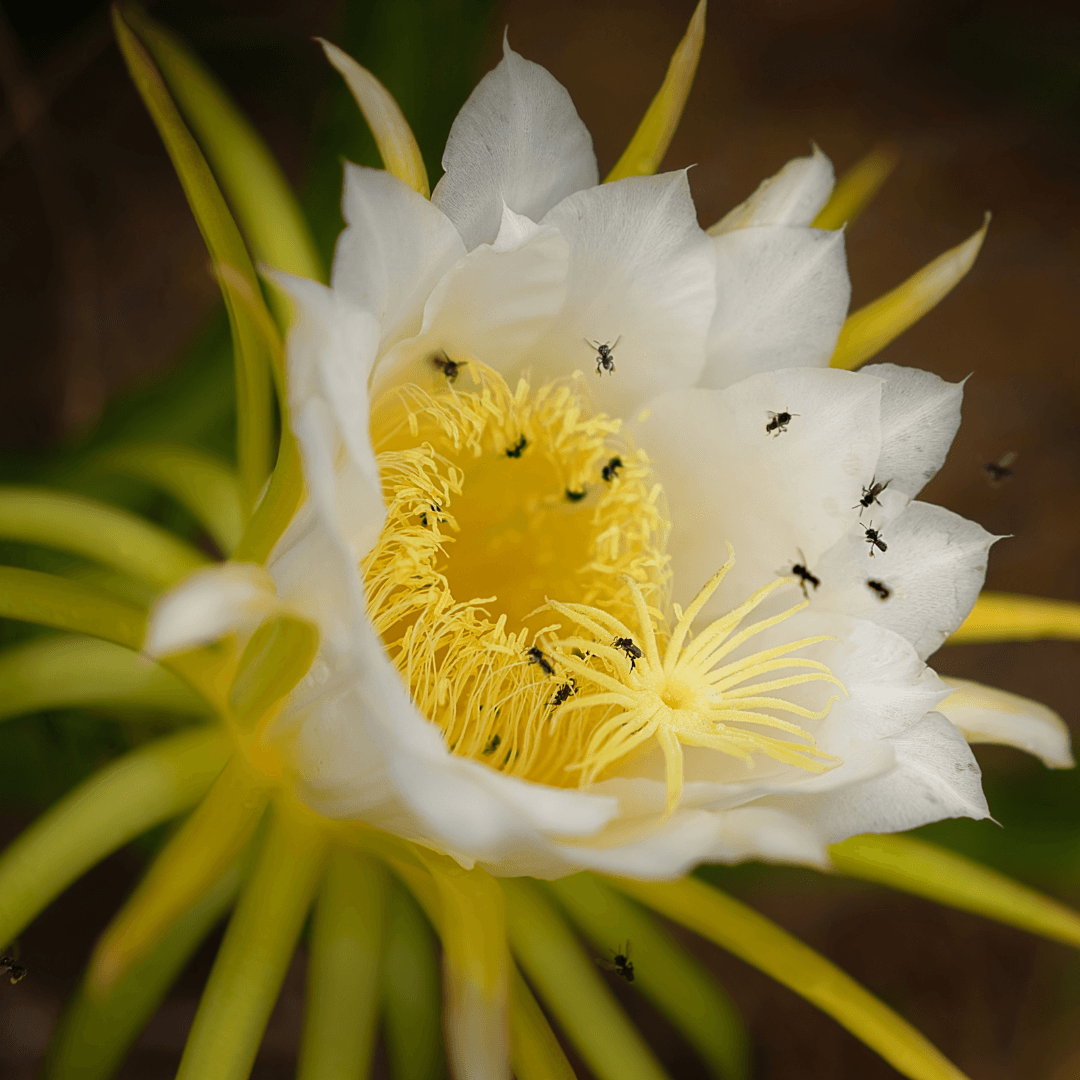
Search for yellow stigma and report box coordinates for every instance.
[363,360,841,809]
[547,551,843,814]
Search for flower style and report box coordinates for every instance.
[5,7,1080,1080]
[148,35,1071,881]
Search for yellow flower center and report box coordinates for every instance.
[364,359,841,807]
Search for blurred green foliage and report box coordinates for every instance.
[0,0,498,813]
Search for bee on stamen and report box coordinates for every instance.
[550,679,577,709]
[526,646,556,676]
[867,579,891,600]
[505,435,527,458]
[587,336,621,375]
[601,456,623,482]
[864,522,888,557]
[612,636,643,672]
[565,487,587,502]
[482,734,502,756]
[854,478,890,515]
[765,409,799,437]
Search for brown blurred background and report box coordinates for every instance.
[2,0,1080,1077]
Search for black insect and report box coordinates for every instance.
[587,336,621,375]
[601,456,624,483]
[854,478,890,515]
[419,503,442,527]
[791,555,821,597]
[431,351,460,383]
[863,522,888,557]
[982,451,1017,486]
[597,941,634,983]
[0,955,25,985]
[565,488,587,502]
[612,636,643,672]
[550,679,578,709]
[482,734,502,756]
[526,646,556,677]
[867,579,891,600]
[765,409,799,437]
[505,435,528,459]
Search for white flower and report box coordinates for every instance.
[148,38,1071,880]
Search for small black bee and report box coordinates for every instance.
[612,636,643,672]
[505,435,528,459]
[854,478,890,515]
[431,351,460,383]
[601,456,624,482]
[867,579,891,600]
[765,409,799,437]
[587,336,621,375]
[419,503,442,527]
[791,557,821,597]
[982,451,1017,486]
[482,734,502,756]
[550,679,577,709]
[864,522,888,557]
[597,941,634,983]
[565,487,587,502]
[526,646,556,676]
[0,955,25,985]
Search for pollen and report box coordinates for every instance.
[362,361,842,808]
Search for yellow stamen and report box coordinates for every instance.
[547,561,843,814]
[362,365,843,814]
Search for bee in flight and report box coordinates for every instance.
[791,551,821,597]
[597,941,634,983]
[431,351,460,383]
[854,478,890,515]
[982,451,1017,485]
[765,409,799,437]
[587,336,621,375]
[1,950,26,985]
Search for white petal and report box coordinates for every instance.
[763,710,989,843]
[813,500,997,660]
[532,170,716,414]
[272,274,384,555]
[700,225,851,389]
[938,676,1075,769]
[550,806,828,880]
[332,165,465,350]
[370,215,570,397]
[145,563,280,657]
[710,146,835,233]
[634,367,882,615]
[864,362,965,498]
[432,36,598,250]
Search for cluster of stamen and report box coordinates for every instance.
[363,361,668,778]
[362,361,842,808]
[546,548,843,812]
